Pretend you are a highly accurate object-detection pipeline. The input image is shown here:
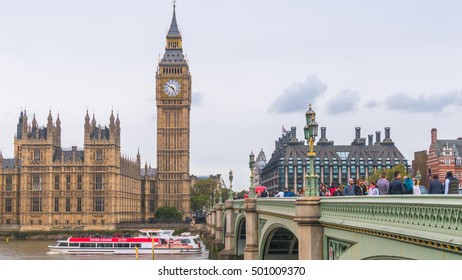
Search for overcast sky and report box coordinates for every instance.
[1,0,462,191]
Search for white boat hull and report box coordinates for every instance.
[48,246,203,255]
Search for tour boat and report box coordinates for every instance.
[48,229,203,255]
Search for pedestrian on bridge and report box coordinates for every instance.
[344,178,356,196]
[377,172,390,195]
[444,171,460,194]
[388,171,405,195]
[368,181,379,196]
[428,174,443,194]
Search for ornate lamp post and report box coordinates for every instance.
[415,170,422,186]
[229,169,234,200]
[304,104,319,197]
[249,151,256,198]
[217,187,222,204]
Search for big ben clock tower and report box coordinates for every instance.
[156,3,191,215]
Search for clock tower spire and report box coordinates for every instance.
[155,2,191,216]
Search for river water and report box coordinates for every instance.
[0,239,209,260]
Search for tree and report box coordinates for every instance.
[190,179,217,211]
[154,206,182,222]
[367,164,409,183]
[190,178,232,211]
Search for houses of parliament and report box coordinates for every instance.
[0,4,191,231]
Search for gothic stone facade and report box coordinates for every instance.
[0,111,147,231]
[155,5,191,214]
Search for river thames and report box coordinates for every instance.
[0,239,209,260]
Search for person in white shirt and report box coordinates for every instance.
[275,189,285,197]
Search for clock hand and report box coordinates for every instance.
[169,85,175,91]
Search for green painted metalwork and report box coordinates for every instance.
[319,196,462,254]
[327,238,354,260]
[218,195,462,259]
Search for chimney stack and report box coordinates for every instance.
[431,128,437,144]
[385,127,391,139]
[290,127,297,141]
[375,131,381,145]
[321,127,327,139]
[368,134,373,146]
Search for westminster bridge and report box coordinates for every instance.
[205,196,462,260]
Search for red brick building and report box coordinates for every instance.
[427,128,462,182]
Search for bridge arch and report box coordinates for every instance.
[234,213,246,256]
[260,223,298,260]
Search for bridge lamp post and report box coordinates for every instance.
[415,170,422,186]
[229,169,234,200]
[249,151,256,198]
[217,187,222,204]
[304,104,319,197]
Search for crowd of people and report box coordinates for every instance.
[243,170,460,198]
[325,170,460,196]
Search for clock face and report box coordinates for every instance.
[163,80,181,97]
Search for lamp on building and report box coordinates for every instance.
[415,170,422,186]
[304,104,319,197]
[249,151,256,198]
[229,169,234,200]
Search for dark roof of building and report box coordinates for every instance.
[264,126,407,172]
[435,139,462,158]
[159,5,188,67]
[167,5,180,37]
[2,159,20,169]
[91,126,110,140]
[53,148,85,162]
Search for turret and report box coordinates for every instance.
[91,114,96,128]
[55,113,61,147]
[115,114,121,147]
[136,149,141,166]
[17,111,24,139]
[47,110,53,126]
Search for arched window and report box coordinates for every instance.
[33,149,40,161]
[95,149,103,163]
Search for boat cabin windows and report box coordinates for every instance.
[59,243,68,247]
[97,243,113,248]
[180,239,190,244]
[114,243,130,248]
[130,243,142,248]
[80,243,96,248]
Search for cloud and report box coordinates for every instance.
[365,99,379,108]
[192,91,203,107]
[268,74,327,114]
[326,90,361,115]
[385,90,462,112]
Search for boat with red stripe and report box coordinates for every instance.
[48,229,203,255]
